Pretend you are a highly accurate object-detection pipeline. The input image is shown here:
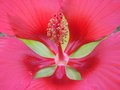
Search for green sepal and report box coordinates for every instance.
[66,66,82,80]
[70,40,103,58]
[20,39,54,57]
[35,66,57,78]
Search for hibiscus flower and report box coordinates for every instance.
[0,0,120,90]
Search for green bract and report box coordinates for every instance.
[70,40,103,58]
[66,66,82,80]
[20,39,54,57]
[35,66,56,78]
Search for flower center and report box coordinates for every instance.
[55,53,69,66]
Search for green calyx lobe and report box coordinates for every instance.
[66,66,82,80]
[35,65,57,78]
[70,39,104,58]
[20,38,54,58]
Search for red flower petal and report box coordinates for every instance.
[0,37,32,90]
[0,37,54,90]
[0,0,61,53]
[62,0,120,54]
[68,32,120,90]
[0,1,14,35]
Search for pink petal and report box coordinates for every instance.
[0,0,61,53]
[0,37,54,90]
[62,0,120,54]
